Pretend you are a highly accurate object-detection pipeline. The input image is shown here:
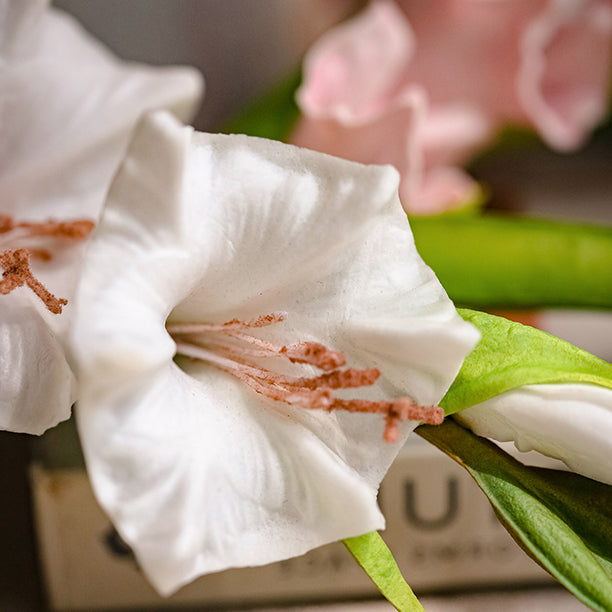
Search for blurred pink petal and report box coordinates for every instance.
[518,0,612,150]
[294,0,612,214]
[420,105,495,174]
[296,0,414,124]
[292,86,425,207]
[414,167,484,216]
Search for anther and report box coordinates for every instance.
[0,249,68,314]
[281,342,346,371]
[294,368,380,390]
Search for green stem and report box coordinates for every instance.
[410,214,612,309]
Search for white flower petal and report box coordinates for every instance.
[0,1,202,435]
[455,383,612,486]
[79,361,385,595]
[0,0,203,220]
[0,295,73,434]
[72,111,479,594]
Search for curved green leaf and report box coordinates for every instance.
[343,531,425,612]
[411,214,612,309]
[417,419,612,612]
[441,309,612,415]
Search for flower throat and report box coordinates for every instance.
[168,313,444,443]
[0,215,94,314]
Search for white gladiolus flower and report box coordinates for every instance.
[0,0,202,434]
[69,111,479,595]
[455,383,612,486]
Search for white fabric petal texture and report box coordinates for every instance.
[0,0,203,435]
[0,295,73,434]
[455,383,612,486]
[71,111,479,595]
[0,0,203,219]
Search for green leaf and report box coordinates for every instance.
[441,309,612,415]
[417,419,612,612]
[221,70,301,141]
[343,531,425,612]
[410,214,612,309]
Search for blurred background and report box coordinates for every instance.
[54,0,357,131]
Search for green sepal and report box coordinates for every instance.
[410,214,612,309]
[441,309,612,415]
[417,419,612,612]
[343,531,425,612]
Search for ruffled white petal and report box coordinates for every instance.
[72,111,478,594]
[0,0,202,435]
[0,295,73,434]
[0,0,203,220]
[79,361,385,595]
[455,383,612,486]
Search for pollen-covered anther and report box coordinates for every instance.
[171,313,444,442]
[327,397,444,443]
[0,215,95,243]
[0,215,14,233]
[20,219,95,239]
[0,249,68,314]
[293,367,380,390]
[281,342,346,371]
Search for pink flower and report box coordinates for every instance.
[293,0,612,214]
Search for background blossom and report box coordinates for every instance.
[293,0,612,214]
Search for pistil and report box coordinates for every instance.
[169,313,444,442]
[0,215,95,313]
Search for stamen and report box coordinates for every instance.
[0,249,68,314]
[223,312,286,329]
[167,312,286,334]
[292,368,380,390]
[0,215,14,233]
[0,215,95,313]
[281,342,346,371]
[25,248,53,261]
[169,315,345,370]
[329,398,444,443]
[17,219,95,239]
[175,340,333,410]
[171,313,444,442]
